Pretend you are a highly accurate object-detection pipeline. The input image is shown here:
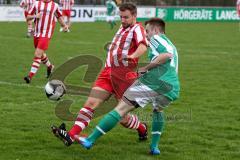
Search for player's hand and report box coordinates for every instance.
[137,67,147,75]
[35,13,41,19]
[62,25,69,32]
[122,55,134,62]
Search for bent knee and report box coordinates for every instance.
[119,115,129,125]
[84,98,103,109]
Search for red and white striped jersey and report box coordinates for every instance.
[20,0,35,12]
[105,23,148,68]
[28,0,62,38]
[59,0,74,10]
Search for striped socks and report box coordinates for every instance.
[41,53,52,68]
[68,106,94,139]
[122,114,146,135]
[28,56,41,78]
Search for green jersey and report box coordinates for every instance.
[106,0,117,16]
[139,34,180,101]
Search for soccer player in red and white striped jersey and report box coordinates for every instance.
[20,0,35,37]
[23,0,68,83]
[59,0,74,32]
[52,3,149,146]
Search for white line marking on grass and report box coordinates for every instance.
[0,81,43,89]
[6,100,48,106]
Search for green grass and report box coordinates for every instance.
[0,21,240,160]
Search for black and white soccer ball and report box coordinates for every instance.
[44,80,66,101]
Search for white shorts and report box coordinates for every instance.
[106,16,115,22]
[123,80,171,109]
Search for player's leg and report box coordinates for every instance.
[106,16,113,29]
[52,68,114,146]
[41,53,54,78]
[79,99,135,149]
[52,86,111,146]
[120,114,148,140]
[150,107,164,155]
[111,16,116,26]
[78,80,148,149]
[66,15,71,32]
[67,86,111,138]
[149,95,171,155]
[24,37,49,83]
[111,70,147,140]
[24,48,44,83]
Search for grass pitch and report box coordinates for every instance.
[0,21,240,160]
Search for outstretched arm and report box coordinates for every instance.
[139,53,173,73]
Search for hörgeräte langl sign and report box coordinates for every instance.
[156,7,240,21]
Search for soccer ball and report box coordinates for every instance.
[44,80,66,101]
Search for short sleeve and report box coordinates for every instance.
[28,2,36,15]
[150,35,168,54]
[20,0,25,7]
[133,24,148,47]
[55,4,62,18]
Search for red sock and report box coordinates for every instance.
[137,123,147,135]
[68,106,94,139]
[122,114,146,134]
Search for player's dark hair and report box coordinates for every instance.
[119,3,137,15]
[145,18,165,33]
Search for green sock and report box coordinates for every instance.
[87,110,121,143]
[110,22,114,29]
[151,111,165,149]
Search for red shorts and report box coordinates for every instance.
[24,11,28,18]
[94,67,137,99]
[62,10,71,17]
[34,37,50,50]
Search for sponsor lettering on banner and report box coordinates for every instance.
[70,7,94,22]
[174,9,213,20]
[0,6,25,21]
[0,6,239,22]
[157,7,240,21]
[216,10,240,20]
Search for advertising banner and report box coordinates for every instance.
[0,6,25,21]
[156,7,240,21]
[0,6,239,22]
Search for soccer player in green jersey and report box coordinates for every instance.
[77,18,180,155]
[106,0,117,29]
